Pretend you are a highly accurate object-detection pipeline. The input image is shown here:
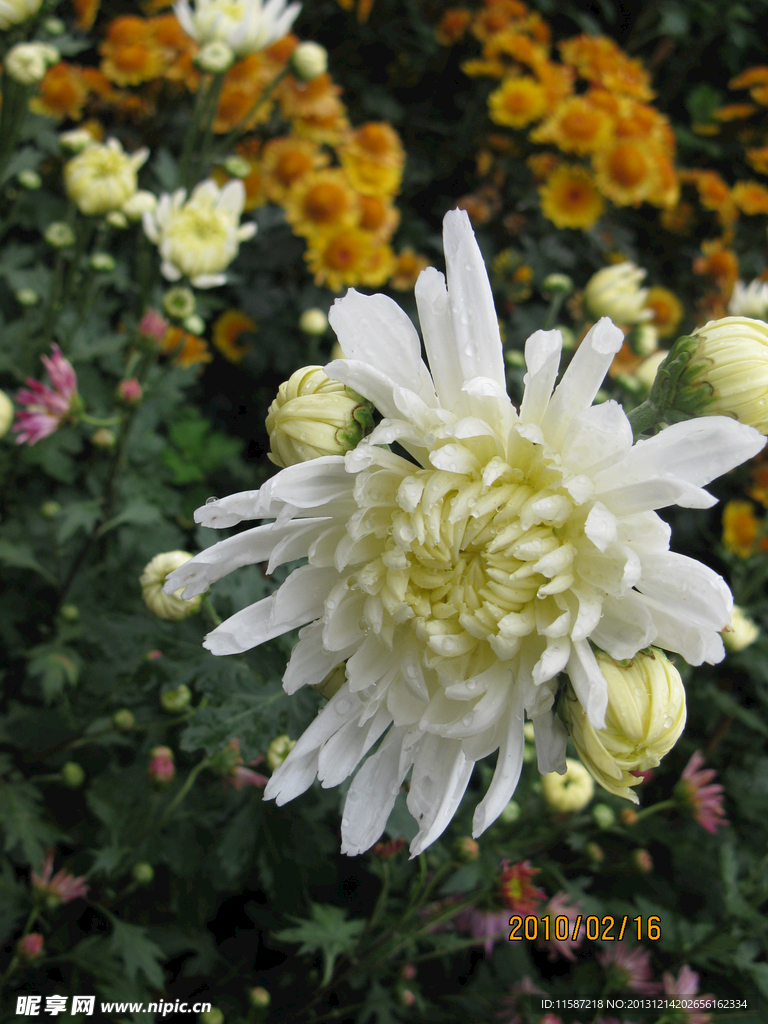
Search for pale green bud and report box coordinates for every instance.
[163,286,196,320]
[183,314,205,335]
[40,500,61,518]
[59,128,94,153]
[200,1009,224,1024]
[266,734,295,771]
[160,685,192,713]
[89,252,116,272]
[122,190,157,220]
[592,803,616,829]
[291,41,328,81]
[560,649,686,803]
[584,262,652,325]
[44,16,65,34]
[723,605,759,652]
[17,169,41,190]
[0,390,13,438]
[112,708,136,731]
[249,987,271,1008]
[132,862,154,885]
[195,40,234,73]
[61,761,85,788]
[541,757,594,813]
[223,155,252,179]
[16,287,39,306]
[299,308,328,336]
[45,221,76,248]
[630,322,659,357]
[140,551,204,621]
[266,366,374,468]
[541,273,573,297]
[91,428,116,448]
[106,210,128,229]
[499,799,520,823]
[60,604,79,622]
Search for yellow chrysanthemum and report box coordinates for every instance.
[714,103,758,121]
[434,7,472,46]
[593,140,658,206]
[488,75,549,128]
[732,180,768,215]
[278,73,350,145]
[357,194,400,240]
[645,287,683,338]
[559,34,653,101]
[99,16,167,86]
[539,164,605,229]
[338,122,404,196]
[722,500,768,558]
[746,146,768,176]
[730,66,768,90]
[260,136,329,202]
[531,95,613,154]
[284,169,360,238]
[305,227,394,292]
[389,248,430,291]
[212,310,256,363]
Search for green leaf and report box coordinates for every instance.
[106,914,166,988]
[0,540,57,585]
[27,646,82,702]
[0,781,61,865]
[275,902,365,986]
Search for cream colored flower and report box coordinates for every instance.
[723,605,759,652]
[143,179,256,288]
[299,308,329,336]
[0,0,42,30]
[560,649,686,803]
[541,757,594,813]
[174,0,301,58]
[59,128,95,153]
[266,366,374,468]
[266,734,295,771]
[5,42,59,86]
[728,279,768,320]
[0,390,13,438]
[64,139,148,217]
[141,552,204,621]
[584,262,653,325]
[685,317,768,433]
[194,39,234,73]
[291,41,328,81]
[122,190,157,221]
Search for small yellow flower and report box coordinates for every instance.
[141,551,204,621]
[539,164,605,230]
[592,140,657,207]
[541,758,594,813]
[645,286,684,338]
[722,500,767,558]
[531,95,613,154]
[64,138,149,217]
[212,310,256,363]
[488,75,548,128]
[284,169,360,238]
[338,122,404,197]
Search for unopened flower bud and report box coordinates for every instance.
[632,848,653,873]
[16,287,39,306]
[199,1009,224,1024]
[148,746,175,787]
[291,41,328,81]
[248,987,271,1008]
[116,378,142,405]
[454,836,480,862]
[585,841,604,865]
[195,40,235,73]
[584,262,652,325]
[45,221,76,248]
[316,664,346,700]
[139,309,169,343]
[561,649,686,803]
[299,308,328,336]
[89,252,116,272]
[60,604,79,622]
[266,734,295,771]
[592,803,616,829]
[266,366,374,468]
[59,128,94,153]
[140,551,204,621]
[541,273,573,297]
[0,390,13,438]
[541,758,594,813]
[401,964,417,981]
[122,190,157,220]
[132,862,154,885]
[397,989,416,1008]
[146,649,162,661]
[223,155,251,179]
[91,428,116,448]
[106,210,128,229]
[17,169,41,190]
[160,685,192,713]
[44,15,65,34]
[163,286,196,320]
[723,605,759,652]
[112,708,136,731]
[630,322,659,357]
[40,500,61,518]
[17,933,44,961]
[183,314,205,335]
[621,808,638,826]
[5,42,58,85]
[499,799,521,823]
[61,761,85,788]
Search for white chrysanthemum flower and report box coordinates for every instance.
[584,262,653,326]
[165,210,764,857]
[143,179,256,289]
[728,279,768,320]
[64,138,149,217]
[0,0,41,30]
[5,42,59,85]
[174,0,301,58]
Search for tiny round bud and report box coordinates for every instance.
[499,799,521,824]
[291,41,328,81]
[148,746,175,787]
[59,128,95,153]
[162,286,196,320]
[223,155,252,179]
[621,808,638,826]
[632,848,653,874]
[116,378,142,405]
[592,803,616,829]
[60,604,79,622]
[139,309,169,343]
[298,308,328,336]
[61,761,85,788]
[160,685,192,713]
[0,390,14,438]
[44,15,65,34]
[248,987,271,1008]
[122,190,157,220]
[89,252,116,272]
[585,841,604,865]
[630,322,659,357]
[17,169,42,190]
[397,989,416,1009]
[584,262,652,325]
[91,428,116,449]
[40,500,61,518]
[16,287,39,306]
[112,708,136,731]
[266,734,295,771]
[541,758,594,813]
[199,1009,224,1024]
[401,964,417,981]
[132,862,155,885]
[183,314,205,336]
[454,836,479,863]
[106,210,128,229]
[541,273,573,297]
[723,605,759,652]
[195,40,235,73]
[45,221,76,249]
[140,551,204,621]
[146,649,162,661]
[17,933,45,961]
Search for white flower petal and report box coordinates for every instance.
[590,592,654,660]
[340,725,411,856]
[532,708,568,775]
[519,329,562,425]
[408,734,474,857]
[472,697,525,836]
[318,706,391,788]
[414,266,468,412]
[566,640,608,730]
[283,620,350,694]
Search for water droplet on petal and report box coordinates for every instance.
[206,496,218,504]
[663,715,673,729]
[336,699,351,714]
[462,712,475,727]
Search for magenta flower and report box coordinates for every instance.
[14,345,79,445]
[663,965,713,1024]
[139,308,169,343]
[148,745,176,786]
[117,377,142,404]
[598,944,662,996]
[17,933,45,961]
[674,751,728,834]
[223,739,268,791]
[32,850,89,906]
[537,892,584,962]
[454,906,511,956]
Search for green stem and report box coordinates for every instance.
[626,397,663,440]
[80,413,122,427]
[202,596,222,627]
[632,798,676,824]
[211,66,290,161]
[178,76,212,188]
[542,293,565,330]
[156,757,211,830]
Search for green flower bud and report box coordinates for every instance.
[112,708,136,731]
[40,500,61,518]
[17,169,42,190]
[132,862,155,885]
[723,605,759,652]
[183,314,205,335]
[299,308,328,336]
[16,287,39,306]
[199,1009,224,1024]
[266,734,295,771]
[160,685,192,713]
[60,604,79,622]
[44,16,65,34]
[89,252,116,272]
[223,155,252,179]
[0,390,13,438]
[585,841,604,865]
[541,273,573,297]
[195,39,234,73]
[61,761,85,788]
[266,366,374,468]
[248,986,271,1008]
[162,286,196,320]
[592,803,616,829]
[106,210,128,229]
[499,799,521,824]
[45,221,76,249]
[541,758,594,813]
[291,41,328,81]
[91,428,116,449]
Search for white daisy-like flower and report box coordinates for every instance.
[165,210,764,857]
[174,0,301,58]
[728,279,768,320]
[0,0,42,30]
[64,138,149,217]
[142,179,256,289]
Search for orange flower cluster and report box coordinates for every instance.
[437,0,679,230]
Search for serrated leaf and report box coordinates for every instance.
[0,540,57,585]
[106,914,166,988]
[0,781,61,864]
[275,903,365,986]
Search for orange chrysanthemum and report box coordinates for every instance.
[212,310,256,363]
[471,0,531,43]
[530,95,613,154]
[732,180,768,214]
[161,328,212,367]
[278,73,350,145]
[527,151,560,182]
[260,136,329,202]
[284,169,360,237]
[722,500,768,558]
[693,239,739,296]
[730,66,768,90]
[338,122,404,197]
[645,287,683,338]
[32,63,92,120]
[714,103,758,121]
[488,75,549,128]
[213,54,277,134]
[72,0,100,30]
[389,248,430,291]
[100,16,168,86]
[357,194,400,240]
[435,8,472,45]
[559,35,653,101]
[746,146,768,176]
[305,227,394,292]
[592,140,657,206]
[539,163,604,229]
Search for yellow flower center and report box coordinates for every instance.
[170,206,229,246]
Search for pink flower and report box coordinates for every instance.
[223,739,268,791]
[537,892,584,962]
[663,965,714,1024]
[675,751,728,833]
[598,944,662,996]
[32,850,89,905]
[14,345,79,445]
[17,933,45,961]
[139,308,169,342]
[454,906,511,956]
[499,860,546,914]
[148,745,175,786]
[117,377,142,404]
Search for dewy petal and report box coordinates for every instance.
[408,734,474,857]
[590,592,654,660]
[519,329,562,426]
[442,209,506,393]
[414,267,468,413]
[566,640,608,730]
[282,620,352,694]
[532,708,568,775]
[472,696,526,836]
[636,552,732,632]
[340,725,411,856]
